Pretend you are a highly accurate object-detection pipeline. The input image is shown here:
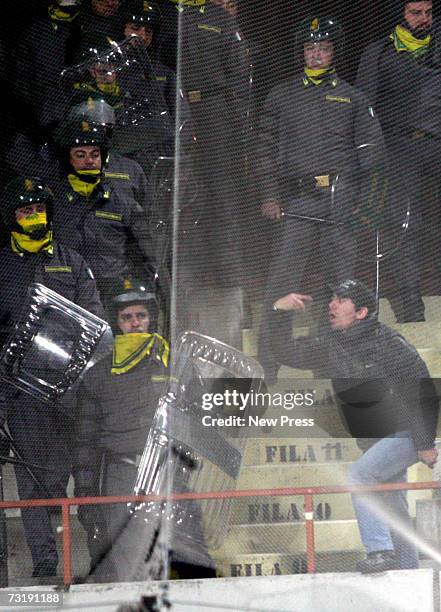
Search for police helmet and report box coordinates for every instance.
[1,177,54,234]
[112,277,159,330]
[67,98,116,128]
[73,31,120,66]
[296,16,344,49]
[54,120,109,172]
[55,0,83,12]
[123,0,161,33]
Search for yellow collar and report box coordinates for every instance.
[392,25,431,55]
[68,172,101,197]
[303,67,336,86]
[112,333,169,374]
[97,82,121,97]
[48,4,79,22]
[11,231,54,255]
[169,0,206,9]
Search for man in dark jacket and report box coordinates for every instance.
[271,279,439,573]
[256,16,385,383]
[356,0,440,322]
[0,176,104,579]
[52,120,156,306]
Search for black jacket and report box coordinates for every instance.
[255,73,385,204]
[271,313,439,450]
[0,241,104,422]
[52,178,155,290]
[0,241,104,330]
[356,33,441,137]
[73,343,168,492]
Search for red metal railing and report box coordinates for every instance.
[2,480,441,586]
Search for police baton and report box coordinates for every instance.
[281,210,346,227]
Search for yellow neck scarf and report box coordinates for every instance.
[97,82,121,97]
[112,333,170,375]
[17,212,48,234]
[304,67,336,85]
[392,25,431,56]
[11,230,53,255]
[170,0,206,13]
[48,4,79,23]
[68,170,101,197]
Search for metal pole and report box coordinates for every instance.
[304,493,316,573]
[375,229,380,314]
[62,500,73,587]
[0,465,8,587]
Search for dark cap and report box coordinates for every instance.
[331,279,377,317]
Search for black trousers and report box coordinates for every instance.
[382,137,426,321]
[258,190,356,379]
[91,453,215,581]
[8,398,71,567]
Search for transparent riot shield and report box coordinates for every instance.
[135,332,264,546]
[0,283,110,402]
[90,332,263,582]
[60,36,174,178]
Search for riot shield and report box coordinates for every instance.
[91,331,264,582]
[60,36,174,177]
[0,283,110,402]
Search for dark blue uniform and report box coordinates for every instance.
[52,179,155,305]
[0,242,103,573]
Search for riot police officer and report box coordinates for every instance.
[73,277,215,580]
[356,0,440,322]
[7,99,154,211]
[256,16,385,383]
[156,0,250,285]
[79,0,123,38]
[13,0,83,130]
[66,98,154,209]
[0,176,103,578]
[52,120,157,306]
[121,0,179,118]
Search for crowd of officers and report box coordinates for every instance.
[0,0,439,583]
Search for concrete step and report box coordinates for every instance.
[229,493,354,524]
[393,322,441,349]
[243,438,361,466]
[216,519,363,555]
[235,462,431,517]
[379,296,441,324]
[213,550,364,577]
[418,348,441,377]
[237,462,352,490]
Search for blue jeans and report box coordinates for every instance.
[347,433,419,569]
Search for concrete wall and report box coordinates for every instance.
[0,570,435,612]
